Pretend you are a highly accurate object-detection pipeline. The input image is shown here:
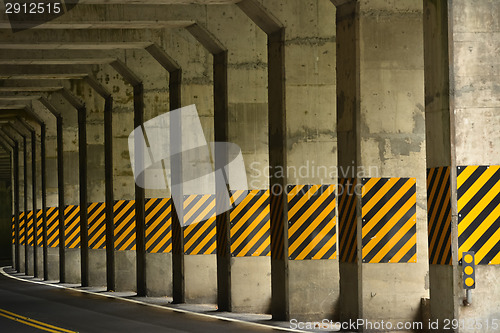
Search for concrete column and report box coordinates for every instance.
[34,100,60,281]
[424,1,500,331]
[74,78,107,288]
[207,4,271,314]
[48,92,81,284]
[265,0,339,321]
[2,128,26,274]
[159,29,218,304]
[336,0,429,328]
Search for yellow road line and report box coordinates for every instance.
[0,308,77,333]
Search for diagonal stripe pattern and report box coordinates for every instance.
[183,194,216,255]
[11,215,15,244]
[88,202,106,250]
[457,165,500,265]
[27,211,34,246]
[287,185,337,260]
[145,198,172,253]
[64,205,80,249]
[338,178,357,263]
[230,190,270,257]
[19,212,25,245]
[36,209,43,247]
[46,207,59,248]
[114,200,136,251]
[427,167,452,265]
[361,177,417,263]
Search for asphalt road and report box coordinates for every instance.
[0,265,282,333]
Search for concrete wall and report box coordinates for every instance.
[358,0,429,325]
[451,1,500,331]
[207,3,270,313]
[263,0,339,321]
[337,0,430,327]
[0,180,12,261]
[47,92,81,284]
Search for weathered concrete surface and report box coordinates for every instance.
[423,1,457,328]
[18,245,25,273]
[0,181,12,262]
[89,249,106,287]
[115,250,136,292]
[263,0,339,320]
[450,1,500,331]
[64,248,81,284]
[36,246,44,279]
[11,245,15,270]
[230,256,271,313]
[459,266,500,333]
[145,252,172,297]
[429,265,455,329]
[289,259,338,321]
[337,0,429,327]
[46,247,59,281]
[26,246,34,276]
[184,254,217,304]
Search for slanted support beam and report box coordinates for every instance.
[110,59,146,297]
[4,124,29,275]
[213,50,231,311]
[17,118,38,277]
[0,131,19,271]
[85,75,116,292]
[103,95,114,291]
[40,124,47,280]
[236,0,288,320]
[59,88,88,287]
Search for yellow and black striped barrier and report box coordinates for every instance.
[183,194,216,255]
[64,205,80,249]
[36,210,43,247]
[88,202,106,250]
[145,198,172,254]
[19,212,25,245]
[457,165,500,265]
[287,185,337,260]
[46,207,59,248]
[361,177,417,263]
[114,199,136,251]
[230,190,270,257]
[26,211,34,246]
[338,178,357,263]
[427,167,452,265]
[11,215,15,245]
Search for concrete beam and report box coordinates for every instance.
[0,21,194,30]
[4,123,29,275]
[0,43,150,50]
[235,0,288,321]
[0,127,19,270]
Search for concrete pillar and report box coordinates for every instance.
[207,4,271,313]
[336,0,429,328]
[48,92,81,284]
[70,79,107,287]
[33,100,60,281]
[94,64,136,292]
[424,1,500,331]
[0,180,13,262]
[264,0,339,321]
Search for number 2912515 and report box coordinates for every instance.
[5,2,62,14]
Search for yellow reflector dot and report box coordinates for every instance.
[464,266,473,275]
[465,277,474,287]
[464,254,473,264]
